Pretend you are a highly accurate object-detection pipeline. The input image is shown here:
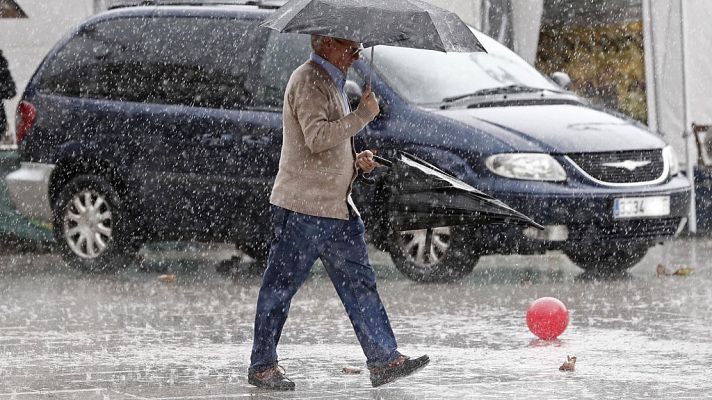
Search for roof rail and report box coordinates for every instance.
[106,0,286,10]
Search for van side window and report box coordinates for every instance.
[253,32,311,110]
[38,17,264,109]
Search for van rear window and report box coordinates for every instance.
[38,16,264,109]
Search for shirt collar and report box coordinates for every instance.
[310,53,346,91]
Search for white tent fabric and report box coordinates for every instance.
[510,0,544,65]
[681,1,712,128]
[644,0,712,154]
[644,0,712,231]
[0,0,95,138]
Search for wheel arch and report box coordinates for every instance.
[49,156,130,211]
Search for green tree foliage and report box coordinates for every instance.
[536,21,647,123]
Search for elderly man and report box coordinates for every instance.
[248,35,429,390]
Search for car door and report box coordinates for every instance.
[81,16,271,238]
[145,17,272,238]
[238,32,312,231]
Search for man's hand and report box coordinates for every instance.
[359,86,380,118]
[356,150,381,173]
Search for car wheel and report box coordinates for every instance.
[565,244,649,274]
[53,175,138,272]
[388,226,478,282]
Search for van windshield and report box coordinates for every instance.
[367,31,558,106]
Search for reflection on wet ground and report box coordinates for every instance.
[0,238,710,399]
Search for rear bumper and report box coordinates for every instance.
[5,162,55,223]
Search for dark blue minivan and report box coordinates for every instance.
[6,2,690,281]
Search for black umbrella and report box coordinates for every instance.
[376,153,544,232]
[261,0,485,52]
[260,0,487,83]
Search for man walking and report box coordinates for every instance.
[248,35,429,390]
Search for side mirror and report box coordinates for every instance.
[550,71,572,90]
[345,80,362,111]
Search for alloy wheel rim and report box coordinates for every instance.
[63,190,113,259]
[397,227,451,271]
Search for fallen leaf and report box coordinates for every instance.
[559,355,576,372]
[342,366,362,374]
[672,267,694,276]
[158,274,177,283]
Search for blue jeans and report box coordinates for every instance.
[250,206,401,371]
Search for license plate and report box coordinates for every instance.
[613,196,670,219]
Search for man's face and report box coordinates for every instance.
[327,37,362,72]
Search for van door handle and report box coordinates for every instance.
[242,135,271,146]
[201,133,234,147]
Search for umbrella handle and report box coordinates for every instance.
[369,47,374,87]
[373,155,393,167]
[360,155,392,184]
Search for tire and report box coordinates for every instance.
[388,226,478,282]
[565,244,649,274]
[53,175,139,272]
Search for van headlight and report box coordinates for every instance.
[485,153,567,182]
[663,146,680,177]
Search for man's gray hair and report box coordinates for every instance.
[311,35,327,53]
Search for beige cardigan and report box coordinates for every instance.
[270,61,377,220]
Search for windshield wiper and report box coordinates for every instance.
[441,85,549,104]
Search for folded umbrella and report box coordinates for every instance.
[377,153,544,232]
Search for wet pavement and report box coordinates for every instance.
[0,237,710,399]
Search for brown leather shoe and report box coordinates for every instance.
[369,354,430,387]
[248,364,295,391]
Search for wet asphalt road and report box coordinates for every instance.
[0,237,710,399]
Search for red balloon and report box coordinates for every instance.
[527,297,569,340]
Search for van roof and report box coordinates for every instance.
[106,0,285,9]
[86,1,277,25]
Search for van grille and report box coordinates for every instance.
[567,150,665,184]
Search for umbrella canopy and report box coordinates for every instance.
[260,0,486,52]
[379,153,544,232]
